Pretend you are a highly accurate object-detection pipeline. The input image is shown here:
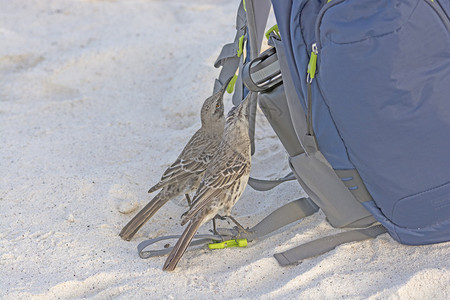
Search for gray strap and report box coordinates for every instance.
[214,42,241,69]
[246,197,319,239]
[248,91,258,154]
[248,172,296,191]
[230,0,272,102]
[137,197,318,259]
[274,224,387,266]
[245,0,272,58]
[240,0,272,154]
[231,56,246,105]
[214,1,247,94]
[215,197,319,241]
[271,38,312,154]
[138,233,228,259]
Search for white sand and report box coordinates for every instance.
[1,0,449,299]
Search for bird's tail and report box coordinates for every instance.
[119,191,170,241]
[162,217,203,272]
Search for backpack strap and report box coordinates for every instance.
[138,233,228,259]
[214,0,271,155]
[137,197,318,259]
[213,1,247,94]
[245,0,271,156]
[215,197,319,241]
[274,224,387,266]
[248,172,296,191]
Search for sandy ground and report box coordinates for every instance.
[1,0,449,299]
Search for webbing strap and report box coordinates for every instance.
[248,172,296,191]
[213,1,247,94]
[214,0,272,154]
[274,224,387,266]
[137,197,318,259]
[231,55,247,106]
[248,197,319,239]
[138,234,228,259]
[240,0,271,155]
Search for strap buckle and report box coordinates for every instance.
[265,24,280,40]
[208,239,248,249]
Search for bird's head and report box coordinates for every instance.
[200,77,233,127]
[226,95,250,125]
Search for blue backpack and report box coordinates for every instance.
[138,0,450,265]
[268,0,450,245]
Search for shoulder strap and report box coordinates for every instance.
[214,0,271,155]
[213,1,247,93]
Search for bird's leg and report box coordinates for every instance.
[226,215,249,235]
[212,218,218,235]
[180,210,188,219]
[180,194,193,219]
[184,194,192,207]
[211,214,249,235]
[214,214,227,221]
[210,215,226,235]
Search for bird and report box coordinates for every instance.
[119,77,233,241]
[163,95,251,272]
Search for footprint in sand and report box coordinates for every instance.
[0,53,44,73]
[42,80,82,102]
[109,184,139,215]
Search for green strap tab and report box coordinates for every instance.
[227,74,238,94]
[208,239,248,249]
[307,51,317,81]
[265,24,280,40]
[237,35,245,57]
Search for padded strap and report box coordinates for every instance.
[241,0,272,155]
[274,224,387,266]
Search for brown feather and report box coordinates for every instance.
[163,218,204,272]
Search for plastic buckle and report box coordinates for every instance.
[208,239,248,250]
[227,74,238,94]
[265,24,280,40]
[237,35,245,58]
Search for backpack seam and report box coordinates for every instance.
[391,180,450,227]
[322,0,420,46]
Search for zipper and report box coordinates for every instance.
[315,0,345,50]
[306,0,449,138]
[317,0,449,50]
[306,43,319,136]
[425,0,450,31]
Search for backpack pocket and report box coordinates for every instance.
[316,0,450,233]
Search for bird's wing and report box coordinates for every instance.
[181,147,250,223]
[148,130,216,193]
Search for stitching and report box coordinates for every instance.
[391,180,450,223]
[324,0,421,46]
[398,180,450,202]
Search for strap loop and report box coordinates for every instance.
[138,233,228,259]
[248,172,296,192]
[137,198,318,259]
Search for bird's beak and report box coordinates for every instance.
[219,76,234,96]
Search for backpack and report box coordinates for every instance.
[138,0,450,265]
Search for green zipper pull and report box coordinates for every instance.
[307,43,319,83]
[306,43,319,140]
